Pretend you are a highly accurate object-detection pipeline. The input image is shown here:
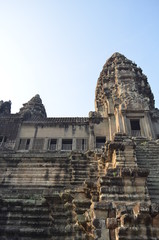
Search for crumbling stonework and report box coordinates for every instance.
[19,94,47,120]
[0,135,159,239]
[0,100,11,116]
[95,52,154,113]
[0,53,159,239]
[95,52,156,139]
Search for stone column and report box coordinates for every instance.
[31,125,38,149]
[89,125,95,150]
[43,138,49,151]
[108,115,113,141]
[143,111,155,138]
[57,138,62,151]
[29,138,34,150]
[115,108,125,133]
[72,138,76,151]
[14,122,22,151]
[121,111,128,134]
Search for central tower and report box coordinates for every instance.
[95,52,155,139]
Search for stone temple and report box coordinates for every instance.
[0,52,159,240]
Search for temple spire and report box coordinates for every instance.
[19,94,47,120]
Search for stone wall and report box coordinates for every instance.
[0,134,159,239]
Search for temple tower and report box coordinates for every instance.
[95,52,156,139]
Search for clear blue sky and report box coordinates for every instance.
[0,0,159,117]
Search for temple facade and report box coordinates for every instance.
[0,53,159,240]
[0,53,159,154]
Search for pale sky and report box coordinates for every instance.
[0,0,159,117]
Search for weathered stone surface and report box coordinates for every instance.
[0,100,11,116]
[19,94,47,120]
[95,52,154,114]
[106,218,118,229]
[0,53,159,240]
[136,140,159,203]
[0,134,158,240]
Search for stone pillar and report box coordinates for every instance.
[72,138,76,151]
[108,115,113,141]
[143,111,155,138]
[57,138,62,151]
[89,125,95,150]
[43,138,49,151]
[32,125,38,148]
[115,108,125,133]
[14,123,22,151]
[29,138,34,150]
[121,112,128,134]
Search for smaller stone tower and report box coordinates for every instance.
[19,94,47,120]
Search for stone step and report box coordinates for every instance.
[0,161,71,166]
[148,181,159,185]
[0,237,51,240]
[118,226,159,240]
[0,187,62,192]
[0,214,68,223]
[0,230,51,238]
[0,220,51,228]
[99,176,123,186]
[136,144,159,204]
[137,163,159,166]
[0,212,50,219]
[0,162,90,168]
[1,181,71,186]
[1,174,72,179]
[0,204,49,211]
[100,186,124,194]
[148,174,159,178]
[100,193,149,202]
[0,167,90,172]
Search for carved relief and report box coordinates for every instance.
[95,52,155,114]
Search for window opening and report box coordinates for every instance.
[82,139,85,150]
[76,138,87,151]
[18,138,30,150]
[0,136,3,145]
[130,119,141,137]
[0,136,6,147]
[26,139,30,150]
[49,139,57,151]
[62,139,72,150]
[96,137,106,148]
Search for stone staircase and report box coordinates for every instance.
[0,193,51,240]
[1,139,159,240]
[0,152,98,240]
[70,152,98,186]
[85,135,159,240]
[135,140,159,203]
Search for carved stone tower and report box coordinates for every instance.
[95,52,156,139]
